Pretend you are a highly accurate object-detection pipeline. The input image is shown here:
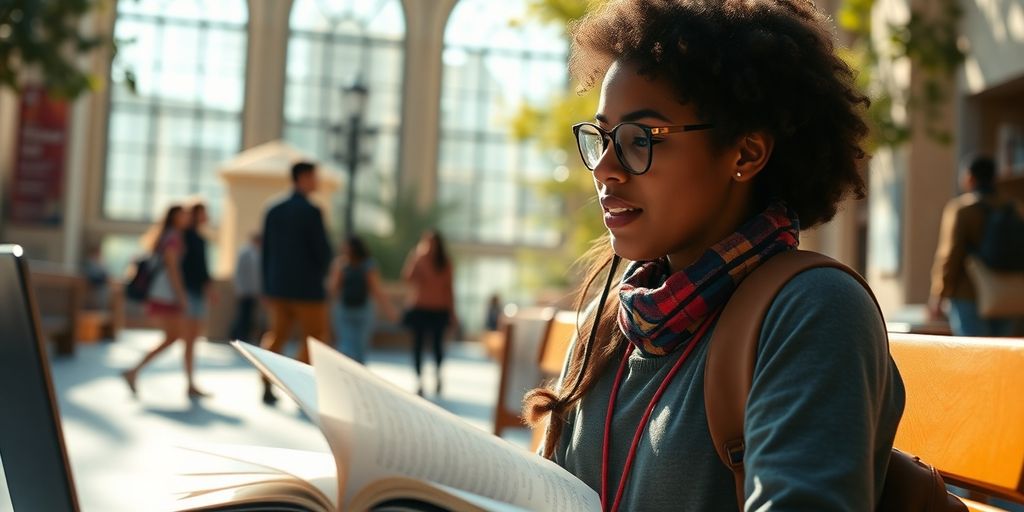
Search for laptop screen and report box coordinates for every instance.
[0,246,79,511]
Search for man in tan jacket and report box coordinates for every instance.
[928,156,1015,336]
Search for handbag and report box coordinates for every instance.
[704,250,967,511]
[965,256,1024,318]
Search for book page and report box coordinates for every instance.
[352,477,533,512]
[171,444,337,511]
[232,341,319,425]
[308,340,600,512]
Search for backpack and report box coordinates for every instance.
[341,262,369,307]
[124,253,158,301]
[977,201,1024,272]
[704,250,967,511]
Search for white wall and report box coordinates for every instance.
[961,0,1024,94]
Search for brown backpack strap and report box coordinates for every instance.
[703,250,879,509]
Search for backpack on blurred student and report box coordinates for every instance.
[341,262,370,308]
[124,254,157,301]
[977,201,1024,272]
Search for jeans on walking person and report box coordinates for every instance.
[948,298,1016,337]
[333,302,375,364]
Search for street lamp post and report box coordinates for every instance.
[336,81,370,237]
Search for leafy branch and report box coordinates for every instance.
[0,0,112,98]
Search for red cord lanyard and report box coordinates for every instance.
[600,310,721,512]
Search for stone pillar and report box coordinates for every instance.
[398,0,458,211]
[242,0,294,149]
[864,0,959,313]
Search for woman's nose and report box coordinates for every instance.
[592,143,629,185]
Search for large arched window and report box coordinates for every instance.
[439,0,569,328]
[104,0,248,222]
[284,0,405,233]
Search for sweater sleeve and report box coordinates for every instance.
[930,200,967,300]
[742,268,905,511]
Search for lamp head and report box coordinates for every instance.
[343,81,369,119]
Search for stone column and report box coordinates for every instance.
[242,0,294,149]
[397,0,459,211]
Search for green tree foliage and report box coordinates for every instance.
[838,0,964,148]
[0,0,111,98]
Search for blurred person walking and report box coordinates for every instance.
[179,201,213,397]
[930,156,1022,336]
[327,236,398,364]
[230,232,262,343]
[122,204,208,398]
[402,230,456,396]
[259,161,333,404]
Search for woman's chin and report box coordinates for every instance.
[608,235,661,263]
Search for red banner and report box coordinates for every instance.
[8,85,70,225]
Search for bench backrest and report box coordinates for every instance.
[538,310,578,378]
[889,333,1024,503]
[493,307,555,436]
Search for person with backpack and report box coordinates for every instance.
[122,204,207,399]
[327,236,397,364]
[521,1,910,510]
[929,156,1024,336]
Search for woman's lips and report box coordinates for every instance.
[600,195,643,229]
[604,207,642,228]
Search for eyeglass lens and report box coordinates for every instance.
[576,123,651,174]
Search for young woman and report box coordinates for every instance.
[328,236,398,364]
[402,230,456,396]
[525,1,906,510]
[123,204,207,399]
[180,201,212,397]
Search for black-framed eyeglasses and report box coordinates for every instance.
[572,121,715,175]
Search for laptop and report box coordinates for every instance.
[0,245,79,511]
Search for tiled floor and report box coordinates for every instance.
[33,331,531,512]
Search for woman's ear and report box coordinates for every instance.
[733,132,774,182]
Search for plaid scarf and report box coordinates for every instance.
[617,201,801,356]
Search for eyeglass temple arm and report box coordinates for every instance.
[650,123,714,135]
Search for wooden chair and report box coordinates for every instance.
[481,329,506,362]
[29,269,86,356]
[538,310,578,379]
[528,310,580,451]
[493,307,555,438]
[889,333,1024,510]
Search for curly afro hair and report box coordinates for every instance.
[569,0,869,228]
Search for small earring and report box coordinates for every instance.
[735,171,742,178]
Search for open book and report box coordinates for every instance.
[174,340,601,512]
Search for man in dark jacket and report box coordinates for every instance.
[260,161,333,404]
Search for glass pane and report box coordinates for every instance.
[104,1,246,222]
[284,0,405,237]
[438,0,567,247]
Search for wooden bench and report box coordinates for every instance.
[889,333,1024,511]
[28,269,86,356]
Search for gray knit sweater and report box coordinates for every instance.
[554,268,906,511]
